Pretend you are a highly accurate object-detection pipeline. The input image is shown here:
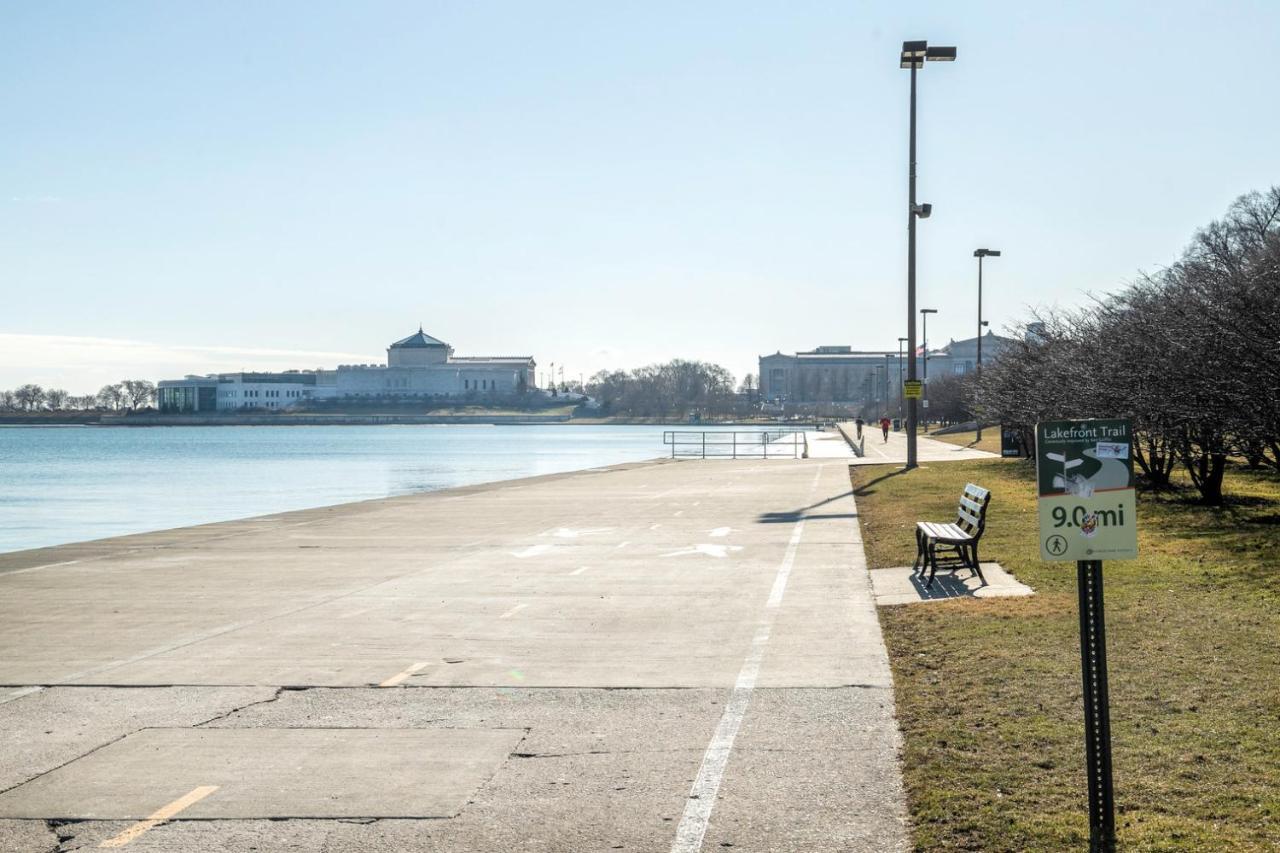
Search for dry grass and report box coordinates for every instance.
[850,458,1280,851]
[926,427,1003,455]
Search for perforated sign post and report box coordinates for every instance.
[1037,418,1138,853]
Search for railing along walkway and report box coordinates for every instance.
[662,429,805,459]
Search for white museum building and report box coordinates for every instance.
[157,328,537,413]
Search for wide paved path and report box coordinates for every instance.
[0,459,908,852]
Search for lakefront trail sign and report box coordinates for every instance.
[1036,418,1138,562]
[1036,417,1138,853]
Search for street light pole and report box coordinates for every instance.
[897,336,907,420]
[900,39,956,469]
[973,248,1001,442]
[920,308,938,425]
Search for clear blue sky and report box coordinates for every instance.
[2,1,1277,393]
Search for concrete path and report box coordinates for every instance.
[802,429,858,459]
[853,429,996,466]
[0,459,909,852]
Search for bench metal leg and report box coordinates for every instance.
[926,541,939,589]
[913,528,925,574]
[970,542,984,582]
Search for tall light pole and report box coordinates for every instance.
[901,39,956,468]
[921,308,938,425]
[973,248,1001,441]
[897,336,908,420]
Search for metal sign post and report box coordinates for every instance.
[1077,559,1116,852]
[1036,418,1137,853]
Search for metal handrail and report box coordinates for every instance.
[662,429,805,459]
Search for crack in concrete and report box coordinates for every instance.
[192,687,288,727]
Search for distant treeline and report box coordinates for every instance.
[586,359,752,417]
[0,380,156,413]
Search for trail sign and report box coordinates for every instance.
[902,380,923,399]
[1037,417,1137,853]
[1035,419,1138,562]
[1000,426,1023,458]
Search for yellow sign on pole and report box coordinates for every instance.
[902,380,923,399]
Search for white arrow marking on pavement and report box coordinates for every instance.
[499,603,528,619]
[709,527,732,538]
[544,527,613,539]
[511,544,553,558]
[660,544,743,558]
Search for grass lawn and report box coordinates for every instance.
[926,427,1003,455]
[850,457,1280,851]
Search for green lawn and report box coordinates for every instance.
[849,458,1280,851]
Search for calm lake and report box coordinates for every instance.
[0,424,690,554]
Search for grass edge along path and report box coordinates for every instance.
[850,457,1279,852]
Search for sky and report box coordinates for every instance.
[2,1,1277,394]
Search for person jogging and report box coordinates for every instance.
[879,415,891,442]
[854,417,864,441]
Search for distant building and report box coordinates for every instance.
[758,332,1013,406]
[158,328,536,413]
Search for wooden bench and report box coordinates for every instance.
[913,483,991,589]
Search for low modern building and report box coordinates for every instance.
[158,328,536,413]
[758,332,1013,406]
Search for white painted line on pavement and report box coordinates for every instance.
[660,544,743,558]
[379,661,429,687]
[499,603,528,619]
[2,558,85,576]
[673,510,684,517]
[671,520,808,852]
[616,542,631,549]
[545,527,612,539]
[0,686,44,706]
[512,544,553,558]
[649,523,662,530]
[709,527,731,538]
[99,785,220,848]
[670,465,822,853]
[569,566,590,576]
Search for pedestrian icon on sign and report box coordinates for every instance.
[1046,534,1068,556]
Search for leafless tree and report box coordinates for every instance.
[973,186,1280,504]
[121,379,157,411]
[44,388,70,410]
[97,383,125,411]
[14,384,46,411]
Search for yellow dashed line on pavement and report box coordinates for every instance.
[379,661,429,687]
[99,785,219,848]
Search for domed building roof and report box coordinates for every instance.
[389,326,449,349]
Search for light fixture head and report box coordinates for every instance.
[913,202,932,219]
[925,46,957,61]
[920,308,938,315]
[974,248,1002,258]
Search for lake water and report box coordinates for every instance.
[0,424,697,554]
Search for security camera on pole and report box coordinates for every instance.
[899,39,956,469]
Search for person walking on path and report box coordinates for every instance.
[854,417,864,441]
[879,416,891,442]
